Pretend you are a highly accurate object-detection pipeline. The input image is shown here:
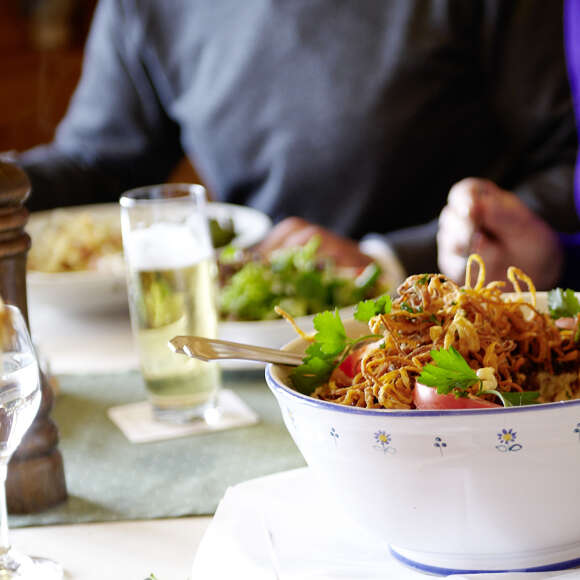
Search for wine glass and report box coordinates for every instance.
[0,305,62,579]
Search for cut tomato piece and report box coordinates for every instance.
[338,351,363,378]
[337,341,382,379]
[413,382,500,410]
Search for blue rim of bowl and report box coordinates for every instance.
[389,546,580,575]
[265,364,580,417]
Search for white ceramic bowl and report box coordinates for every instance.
[265,297,580,574]
[26,202,272,314]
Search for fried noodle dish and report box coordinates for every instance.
[310,255,580,410]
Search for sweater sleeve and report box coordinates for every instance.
[17,0,184,212]
[382,0,579,275]
[480,0,579,233]
[559,233,580,289]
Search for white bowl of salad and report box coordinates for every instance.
[265,258,580,574]
[217,237,393,367]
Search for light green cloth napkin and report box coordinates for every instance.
[10,370,305,528]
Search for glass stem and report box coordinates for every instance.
[0,463,10,557]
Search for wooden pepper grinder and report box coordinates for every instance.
[0,161,67,513]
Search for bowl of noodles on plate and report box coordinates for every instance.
[265,254,580,575]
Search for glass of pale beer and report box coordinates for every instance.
[120,184,221,423]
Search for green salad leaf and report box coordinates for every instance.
[484,389,540,407]
[209,217,236,248]
[218,236,388,321]
[548,288,580,319]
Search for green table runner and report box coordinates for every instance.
[10,370,306,528]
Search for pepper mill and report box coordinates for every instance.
[0,161,67,513]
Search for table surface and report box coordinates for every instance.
[12,516,211,580]
[29,303,139,375]
[23,303,223,579]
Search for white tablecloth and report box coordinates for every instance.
[193,468,580,580]
[29,303,137,374]
[12,517,211,580]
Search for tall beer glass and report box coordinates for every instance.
[120,184,221,423]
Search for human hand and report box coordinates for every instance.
[256,217,372,269]
[437,178,563,289]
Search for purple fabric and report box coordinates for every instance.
[565,0,580,216]
[560,0,580,288]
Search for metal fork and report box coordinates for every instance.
[169,336,304,366]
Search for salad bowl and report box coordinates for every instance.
[265,299,580,575]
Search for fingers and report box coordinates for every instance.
[447,178,486,218]
[470,234,509,284]
[256,217,371,269]
[439,178,502,256]
[438,204,476,257]
[476,188,531,234]
[256,217,311,255]
[438,177,564,289]
[438,178,505,283]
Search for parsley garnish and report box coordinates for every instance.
[401,301,423,314]
[418,347,480,394]
[548,288,580,319]
[291,298,388,393]
[354,294,392,322]
[417,274,430,286]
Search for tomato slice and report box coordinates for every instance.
[413,381,501,410]
[338,350,363,378]
[337,341,383,378]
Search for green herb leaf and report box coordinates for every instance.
[354,263,381,292]
[291,300,387,393]
[418,347,480,394]
[354,294,392,322]
[547,288,580,319]
[290,354,336,394]
[400,301,423,314]
[483,389,540,407]
[312,310,346,356]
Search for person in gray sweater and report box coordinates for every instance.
[16,0,580,281]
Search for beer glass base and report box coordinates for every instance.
[152,399,219,424]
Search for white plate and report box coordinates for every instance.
[26,202,272,314]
